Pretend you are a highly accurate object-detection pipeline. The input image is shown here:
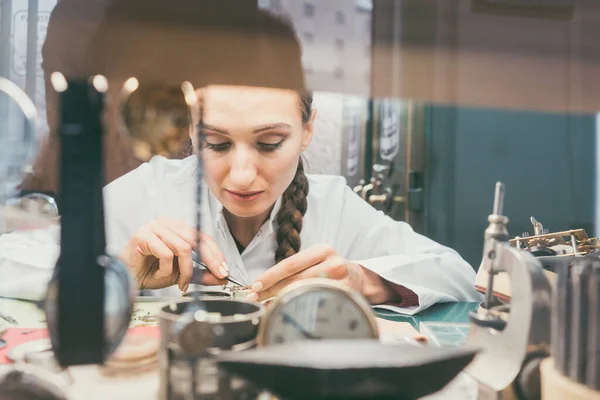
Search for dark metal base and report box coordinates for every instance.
[217,340,477,400]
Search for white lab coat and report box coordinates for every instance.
[0,156,481,314]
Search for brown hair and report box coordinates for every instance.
[274,92,312,264]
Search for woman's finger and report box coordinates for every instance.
[200,272,228,286]
[127,227,177,289]
[253,244,334,292]
[150,221,193,289]
[158,217,197,246]
[198,232,228,279]
[144,233,175,279]
[155,217,228,280]
[253,256,348,301]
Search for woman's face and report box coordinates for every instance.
[194,85,314,219]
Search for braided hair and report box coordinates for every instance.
[274,93,313,263]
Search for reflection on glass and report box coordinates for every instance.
[379,99,401,162]
[261,0,372,97]
[117,79,197,162]
[0,77,52,233]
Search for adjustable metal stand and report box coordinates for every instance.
[465,182,552,399]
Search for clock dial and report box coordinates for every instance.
[258,279,378,346]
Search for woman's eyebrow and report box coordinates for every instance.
[253,123,292,133]
[201,122,292,135]
[201,124,230,135]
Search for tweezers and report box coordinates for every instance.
[191,250,244,287]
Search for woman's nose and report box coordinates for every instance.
[229,149,257,188]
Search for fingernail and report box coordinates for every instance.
[247,293,258,302]
[183,284,189,292]
[219,266,228,278]
[222,261,229,272]
[251,281,263,292]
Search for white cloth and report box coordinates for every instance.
[0,156,482,314]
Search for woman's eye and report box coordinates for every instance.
[204,141,231,152]
[257,141,283,152]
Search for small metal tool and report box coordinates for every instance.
[191,251,244,287]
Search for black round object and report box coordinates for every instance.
[159,300,265,400]
[161,299,264,350]
[217,340,478,400]
[181,290,231,299]
[44,255,135,360]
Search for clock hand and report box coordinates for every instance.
[280,312,320,340]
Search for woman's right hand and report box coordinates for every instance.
[120,217,229,291]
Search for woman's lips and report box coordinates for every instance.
[226,190,264,202]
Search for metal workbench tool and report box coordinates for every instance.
[464,182,552,399]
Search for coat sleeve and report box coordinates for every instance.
[333,184,483,315]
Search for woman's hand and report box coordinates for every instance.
[120,217,229,291]
[247,243,397,304]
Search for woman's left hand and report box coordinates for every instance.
[247,244,396,303]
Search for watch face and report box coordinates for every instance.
[261,286,377,346]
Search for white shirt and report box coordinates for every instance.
[0,156,482,315]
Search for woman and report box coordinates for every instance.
[106,83,481,314]
[0,0,480,314]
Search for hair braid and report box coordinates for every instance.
[275,158,309,263]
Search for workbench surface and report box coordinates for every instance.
[0,299,479,400]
